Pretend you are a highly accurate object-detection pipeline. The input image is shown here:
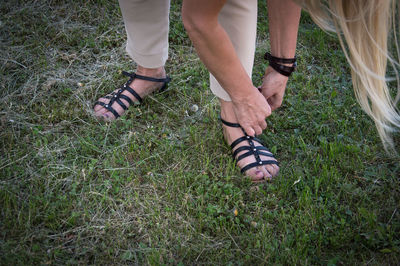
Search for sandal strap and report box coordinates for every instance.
[258,151,275,158]
[123,84,143,103]
[115,98,128,110]
[221,116,279,174]
[240,160,279,174]
[94,101,120,119]
[220,117,241,128]
[118,94,134,106]
[233,146,274,159]
[107,88,134,110]
[231,136,251,150]
[233,146,252,159]
[232,142,264,157]
[94,87,136,118]
[122,71,171,83]
[121,70,172,103]
[159,82,168,93]
[230,136,263,150]
[237,151,275,163]
[94,70,171,119]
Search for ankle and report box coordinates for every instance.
[219,99,237,123]
[136,65,165,77]
[219,100,246,145]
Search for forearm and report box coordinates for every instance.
[267,0,301,59]
[182,0,255,100]
[259,0,301,111]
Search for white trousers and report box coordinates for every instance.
[118,0,257,101]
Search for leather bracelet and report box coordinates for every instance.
[264,52,297,77]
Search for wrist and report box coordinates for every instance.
[264,52,296,77]
[230,85,259,102]
[265,65,289,79]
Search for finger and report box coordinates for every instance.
[261,88,274,99]
[243,126,255,137]
[253,125,263,136]
[260,119,267,130]
[264,102,272,117]
[268,95,283,111]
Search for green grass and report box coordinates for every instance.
[1,0,399,264]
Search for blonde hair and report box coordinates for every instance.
[294,0,400,151]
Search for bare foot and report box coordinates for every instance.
[220,99,279,183]
[94,65,167,121]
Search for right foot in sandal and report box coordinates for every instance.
[220,100,279,183]
[93,65,170,121]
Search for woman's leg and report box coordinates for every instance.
[94,0,171,120]
[120,0,170,68]
[209,0,256,101]
[215,0,279,181]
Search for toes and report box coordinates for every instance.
[93,98,109,113]
[93,104,103,112]
[94,101,107,113]
[259,166,272,181]
[97,108,109,116]
[101,112,114,121]
[245,161,279,183]
[93,100,115,120]
[265,163,279,178]
[246,168,265,182]
[246,167,278,183]
[93,94,122,120]
[94,106,108,117]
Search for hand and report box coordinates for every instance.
[231,87,272,136]
[259,66,289,111]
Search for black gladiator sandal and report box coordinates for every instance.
[94,71,171,119]
[264,52,297,77]
[221,117,279,175]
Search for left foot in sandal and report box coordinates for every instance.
[220,100,279,183]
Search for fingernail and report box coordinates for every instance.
[103,114,109,118]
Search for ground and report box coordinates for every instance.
[0,0,399,264]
